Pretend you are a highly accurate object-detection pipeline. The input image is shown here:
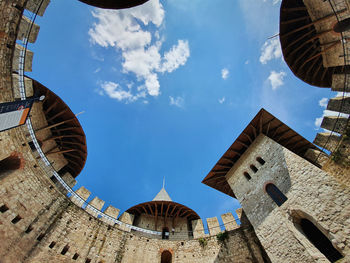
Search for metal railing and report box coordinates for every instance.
[15,0,162,237]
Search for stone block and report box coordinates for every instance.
[101,205,120,226]
[61,172,76,188]
[117,212,134,232]
[236,208,243,221]
[70,186,90,207]
[86,197,105,217]
[12,74,33,99]
[332,74,350,92]
[12,44,33,72]
[327,96,350,115]
[321,116,348,134]
[17,16,40,43]
[25,0,50,16]
[304,148,329,167]
[313,132,341,153]
[191,219,205,239]
[206,217,220,236]
[221,212,239,231]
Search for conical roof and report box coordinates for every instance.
[152,187,172,201]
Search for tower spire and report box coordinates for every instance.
[163,177,165,189]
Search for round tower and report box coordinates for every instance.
[126,187,200,240]
[78,0,149,9]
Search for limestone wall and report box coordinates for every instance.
[226,134,350,262]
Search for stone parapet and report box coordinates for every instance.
[304,148,329,167]
[191,219,206,239]
[25,0,51,17]
[101,205,120,225]
[17,16,40,43]
[327,96,350,115]
[118,212,134,232]
[321,116,348,134]
[70,186,91,207]
[12,44,33,72]
[61,172,76,188]
[332,74,350,92]
[12,73,33,99]
[313,132,342,153]
[206,217,220,236]
[221,212,239,231]
[86,197,105,217]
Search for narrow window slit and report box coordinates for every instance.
[250,164,258,173]
[49,241,56,248]
[0,204,9,213]
[11,215,22,224]
[256,157,265,165]
[72,253,79,260]
[265,183,287,206]
[61,245,69,255]
[85,258,92,263]
[243,172,251,181]
[25,225,33,233]
[37,233,45,241]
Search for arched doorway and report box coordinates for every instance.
[161,250,172,263]
[298,218,343,262]
[0,155,22,180]
[265,183,287,206]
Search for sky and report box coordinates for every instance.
[27,0,338,228]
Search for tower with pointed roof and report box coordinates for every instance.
[126,186,199,240]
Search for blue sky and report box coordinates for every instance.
[28,0,336,226]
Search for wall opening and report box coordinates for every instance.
[265,183,287,206]
[162,227,169,240]
[0,204,9,213]
[243,172,251,181]
[25,225,33,233]
[85,258,91,263]
[256,157,265,165]
[0,155,22,179]
[250,164,258,173]
[298,219,343,262]
[333,17,350,33]
[37,233,45,241]
[11,215,22,224]
[161,250,172,263]
[72,253,79,260]
[61,245,69,255]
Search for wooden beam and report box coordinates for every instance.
[160,202,164,217]
[141,205,148,214]
[275,129,291,142]
[284,28,315,51]
[259,112,263,134]
[270,123,284,138]
[236,140,249,148]
[216,163,232,169]
[52,126,81,133]
[279,134,298,145]
[303,41,340,65]
[47,108,69,123]
[35,118,76,133]
[169,205,177,217]
[58,140,86,149]
[222,156,235,163]
[249,124,257,138]
[282,7,307,12]
[42,134,84,143]
[147,204,154,216]
[242,132,253,143]
[44,100,58,115]
[164,204,170,221]
[228,148,241,156]
[46,149,78,156]
[281,15,310,25]
[64,152,84,161]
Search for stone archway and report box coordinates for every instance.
[161,250,172,263]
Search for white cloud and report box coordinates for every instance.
[94,68,101,74]
[267,70,286,90]
[169,96,184,108]
[89,0,190,103]
[99,81,146,103]
[263,0,281,5]
[245,60,250,65]
[218,97,225,104]
[221,68,229,80]
[319,98,328,108]
[259,38,282,64]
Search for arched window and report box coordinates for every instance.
[298,219,343,262]
[265,183,287,206]
[162,227,169,240]
[161,250,172,263]
[243,172,251,181]
[250,164,258,173]
[0,155,21,180]
[256,157,265,165]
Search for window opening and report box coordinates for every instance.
[85,258,91,263]
[161,250,172,263]
[72,253,79,260]
[11,215,22,224]
[265,183,287,206]
[243,172,251,181]
[25,225,33,233]
[299,219,343,262]
[250,164,258,173]
[49,241,56,248]
[37,233,45,241]
[0,155,21,179]
[61,245,69,255]
[0,204,9,213]
[256,157,265,165]
[162,227,170,240]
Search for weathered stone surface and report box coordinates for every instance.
[25,0,50,17]
[86,196,105,217]
[226,134,350,262]
[60,172,76,188]
[17,15,40,43]
[192,219,206,239]
[327,96,350,115]
[118,212,134,232]
[206,217,220,236]
[313,132,342,153]
[304,148,329,167]
[12,73,33,99]
[221,212,239,231]
[321,116,348,134]
[12,43,33,72]
[70,186,90,207]
[332,74,350,92]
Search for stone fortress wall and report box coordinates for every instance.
[0,0,349,262]
[0,0,270,262]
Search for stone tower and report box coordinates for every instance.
[203,109,350,262]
